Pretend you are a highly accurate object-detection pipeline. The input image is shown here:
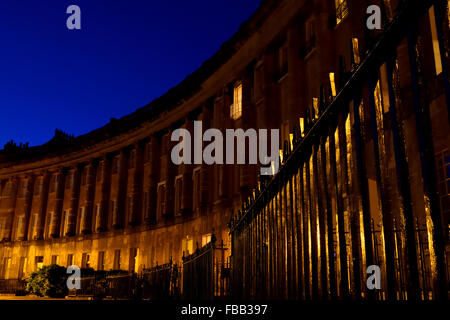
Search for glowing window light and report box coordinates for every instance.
[329,73,337,98]
[352,38,361,65]
[428,6,443,75]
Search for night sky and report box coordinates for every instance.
[0,0,261,147]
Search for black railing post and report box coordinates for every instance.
[407,26,447,300]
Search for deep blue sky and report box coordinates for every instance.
[0,0,261,147]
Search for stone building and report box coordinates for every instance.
[0,0,448,295]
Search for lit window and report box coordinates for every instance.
[352,38,361,65]
[82,253,90,268]
[335,0,349,25]
[329,73,337,97]
[0,217,6,240]
[202,233,212,246]
[429,6,443,75]
[95,204,101,230]
[63,210,70,235]
[67,254,73,267]
[312,97,319,119]
[16,216,24,239]
[114,249,121,270]
[230,83,243,120]
[97,252,105,270]
[35,256,44,270]
[79,207,85,233]
[182,236,194,256]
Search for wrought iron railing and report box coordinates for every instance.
[182,237,230,300]
[229,0,449,300]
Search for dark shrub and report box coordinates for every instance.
[25,264,69,298]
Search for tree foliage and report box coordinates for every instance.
[25,264,68,298]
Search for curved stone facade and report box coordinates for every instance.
[0,0,449,285]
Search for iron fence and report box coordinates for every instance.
[229,0,449,300]
[182,237,230,300]
[0,279,26,295]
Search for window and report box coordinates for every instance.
[67,254,74,267]
[174,176,183,216]
[19,180,27,198]
[312,98,319,120]
[230,83,243,120]
[97,162,103,182]
[144,143,150,163]
[16,216,24,240]
[35,256,44,270]
[181,236,194,256]
[48,212,55,237]
[144,192,149,218]
[301,19,316,58]
[111,200,117,218]
[66,173,73,190]
[18,257,27,279]
[128,151,136,169]
[34,178,43,195]
[0,217,5,240]
[329,73,337,98]
[32,213,39,238]
[352,38,361,65]
[192,168,201,212]
[63,210,70,235]
[157,182,166,218]
[1,257,11,278]
[335,0,348,25]
[278,43,288,76]
[113,249,121,270]
[98,252,105,270]
[127,196,132,220]
[51,255,59,265]
[81,253,90,268]
[429,6,443,75]
[79,207,85,233]
[95,204,101,230]
[112,157,120,174]
[129,248,138,273]
[4,182,13,197]
[50,174,58,193]
[202,233,212,247]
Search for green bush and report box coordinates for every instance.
[25,264,68,298]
